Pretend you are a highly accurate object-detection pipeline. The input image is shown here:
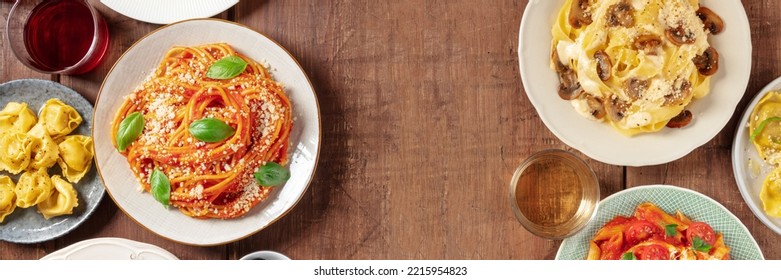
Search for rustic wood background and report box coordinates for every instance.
[0,0,778,259]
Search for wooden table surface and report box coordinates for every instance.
[1,0,779,260]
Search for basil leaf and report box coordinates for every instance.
[621,252,636,260]
[665,224,678,237]
[116,112,144,152]
[189,118,235,142]
[254,162,290,187]
[206,55,248,79]
[692,236,712,252]
[149,168,171,207]
[751,116,781,142]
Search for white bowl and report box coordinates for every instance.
[732,76,781,237]
[239,250,291,260]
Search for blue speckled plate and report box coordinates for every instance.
[0,79,104,244]
[556,185,764,260]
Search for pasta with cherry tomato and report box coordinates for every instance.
[587,202,729,260]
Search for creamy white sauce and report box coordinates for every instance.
[556,40,579,65]
[571,99,599,121]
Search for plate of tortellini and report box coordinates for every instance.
[0,79,103,243]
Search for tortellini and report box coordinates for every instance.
[0,176,16,223]
[761,167,781,217]
[0,102,36,133]
[0,98,89,222]
[0,132,36,174]
[35,99,82,139]
[28,128,59,170]
[36,175,78,219]
[14,168,53,208]
[57,135,94,183]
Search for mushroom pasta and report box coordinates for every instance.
[551,0,723,136]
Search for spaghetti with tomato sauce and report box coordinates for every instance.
[111,43,292,219]
[587,202,730,260]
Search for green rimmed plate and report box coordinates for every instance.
[555,185,763,260]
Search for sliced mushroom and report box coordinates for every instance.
[568,0,593,29]
[605,97,630,122]
[624,78,649,101]
[666,110,693,128]
[633,34,663,55]
[692,47,719,76]
[663,79,692,106]
[606,0,634,28]
[697,7,724,35]
[666,25,696,46]
[557,68,585,100]
[594,50,612,81]
[584,95,607,120]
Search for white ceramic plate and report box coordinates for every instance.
[0,79,104,244]
[93,19,321,246]
[518,0,752,166]
[100,0,238,25]
[732,76,781,237]
[556,185,763,260]
[41,238,178,260]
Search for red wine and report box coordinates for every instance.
[23,0,108,73]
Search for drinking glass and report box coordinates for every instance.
[509,149,600,239]
[6,0,109,74]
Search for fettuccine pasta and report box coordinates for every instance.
[551,0,723,136]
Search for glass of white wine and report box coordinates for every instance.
[509,149,600,239]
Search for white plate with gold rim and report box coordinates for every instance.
[519,0,751,166]
[92,19,320,246]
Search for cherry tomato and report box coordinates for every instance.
[635,244,670,260]
[624,220,662,247]
[685,222,716,246]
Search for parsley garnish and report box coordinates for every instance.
[692,237,712,252]
[665,224,678,237]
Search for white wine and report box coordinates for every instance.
[510,150,599,239]
[516,159,582,227]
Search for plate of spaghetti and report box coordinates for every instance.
[93,19,320,246]
[555,185,763,260]
[519,0,751,166]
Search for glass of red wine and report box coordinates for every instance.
[6,0,109,75]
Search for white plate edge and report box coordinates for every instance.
[731,76,781,237]
[40,237,178,260]
[99,0,239,25]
